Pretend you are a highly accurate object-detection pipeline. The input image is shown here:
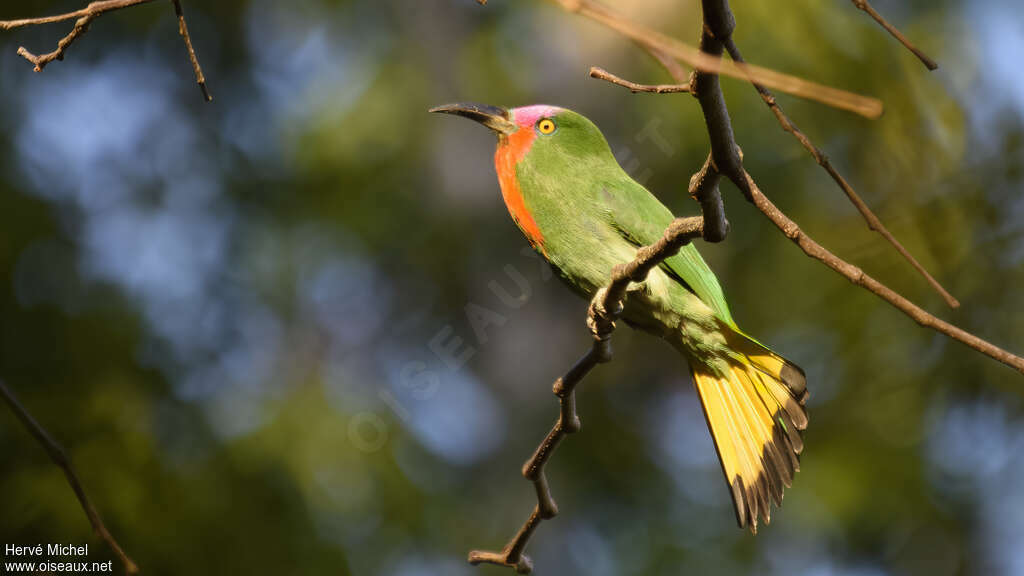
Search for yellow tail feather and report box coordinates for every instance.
[691,333,808,533]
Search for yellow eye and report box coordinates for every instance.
[537,118,556,135]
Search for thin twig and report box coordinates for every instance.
[14,11,100,71]
[741,172,1023,372]
[468,215,705,573]
[171,0,211,101]
[0,0,212,100]
[720,38,958,308]
[851,0,938,70]
[550,0,884,118]
[1,0,156,70]
[469,348,602,574]
[0,380,139,575]
[0,0,156,30]
[589,66,691,93]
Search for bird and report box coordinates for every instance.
[430,102,808,532]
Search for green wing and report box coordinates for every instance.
[602,179,736,327]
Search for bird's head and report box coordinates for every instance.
[430,103,620,252]
[429,103,612,163]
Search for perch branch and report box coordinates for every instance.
[0,0,211,101]
[850,0,938,70]
[0,380,139,575]
[468,348,600,574]
[468,217,707,574]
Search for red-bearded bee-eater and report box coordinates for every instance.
[431,102,809,531]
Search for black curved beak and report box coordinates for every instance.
[429,102,517,135]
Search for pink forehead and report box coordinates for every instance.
[511,105,562,127]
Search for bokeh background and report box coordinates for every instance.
[1,0,1023,574]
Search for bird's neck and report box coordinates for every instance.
[495,130,545,253]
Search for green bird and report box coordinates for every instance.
[431,102,809,531]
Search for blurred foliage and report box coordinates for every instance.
[1,1,1023,575]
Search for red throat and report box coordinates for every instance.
[495,127,545,253]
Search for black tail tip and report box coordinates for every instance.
[781,362,807,403]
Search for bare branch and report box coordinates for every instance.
[0,380,139,575]
[14,11,101,72]
[0,0,211,101]
[469,348,602,574]
[741,172,1023,373]
[719,38,958,308]
[171,0,212,101]
[0,0,156,30]
[468,217,706,573]
[851,0,938,70]
[689,152,730,242]
[589,66,691,94]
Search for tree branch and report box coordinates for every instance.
[468,217,706,574]
[589,66,692,94]
[0,380,139,575]
[850,0,938,70]
[0,0,211,101]
[0,0,154,30]
[171,0,211,102]
[468,347,602,574]
[740,171,1023,372]
[720,37,957,308]
[689,151,730,242]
